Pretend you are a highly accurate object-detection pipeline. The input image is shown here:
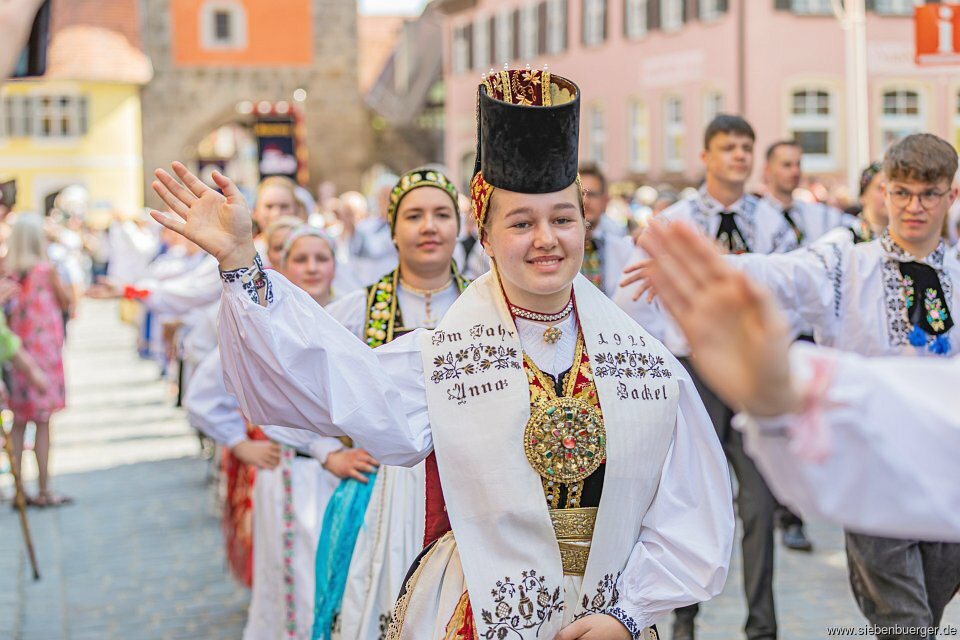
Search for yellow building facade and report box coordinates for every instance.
[0,80,145,214]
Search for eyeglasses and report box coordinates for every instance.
[889,188,948,210]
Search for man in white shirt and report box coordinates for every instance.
[629,133,960,640]
[615,115,796,640]
[578,163,634,298]
[761,140,846,247]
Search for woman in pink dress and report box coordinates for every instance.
[6,213,73,507]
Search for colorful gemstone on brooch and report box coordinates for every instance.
[523,396,606,484]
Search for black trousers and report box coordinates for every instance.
[676,358,777,640]
[845,532,960,639]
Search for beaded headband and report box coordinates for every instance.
[386,167,460,233]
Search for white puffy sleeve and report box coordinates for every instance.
[611,362,735,631]
[217,267,433,466]
[183,349,247,448]
[736,344,960,542]
[138,256,223,316]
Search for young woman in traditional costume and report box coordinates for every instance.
[151,70,734,640]
[310,166,467,640]
[185,226,371,640]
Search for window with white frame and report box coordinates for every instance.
[496,9,515,65]
[583,0,606,46]
[520,4,539,60]
[873,0,916,16]
[452,24,470,73]
[628,99,650,173]
[791,0,832,14]
[2,93,88,138]
[588,105,605,168]
[546,0,567,54]
[699,0,723,20]
[879,89,924,150]
[663,95,685,171]
[703,90,724,124]
[200,1,247,50]
[625,0,647,39]
[661,0,683,32]
[788,88,836,171]
[474,17,491,71]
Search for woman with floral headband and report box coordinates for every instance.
[309,167,469,639]
[149,69,733,640]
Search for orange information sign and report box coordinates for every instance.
[916,4,960,65]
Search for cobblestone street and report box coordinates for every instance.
[0,300,248,640]
[0,299,956,639]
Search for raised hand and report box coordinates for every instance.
[638,221,801,417]
[150,162,257,270]
[619,259,656,302]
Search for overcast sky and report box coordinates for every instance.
[359,0,428,15]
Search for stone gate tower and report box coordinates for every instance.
[140,0,369,205]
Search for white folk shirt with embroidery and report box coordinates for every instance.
[734,233,959,357]
[613,186,798,356]
[735,343,960,542]
[759,196,847,248]
[216,270,733,630]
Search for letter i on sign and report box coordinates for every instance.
[940,6,954,55]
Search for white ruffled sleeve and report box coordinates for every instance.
[611,364,735,630]
[217,267,433,466]
[736,344,960,542]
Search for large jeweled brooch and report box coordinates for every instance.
[524,397,605,483]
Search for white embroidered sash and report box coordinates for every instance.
[420,269,678,636]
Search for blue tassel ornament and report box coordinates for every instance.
[930,334,951,355]
[908,325,928,347]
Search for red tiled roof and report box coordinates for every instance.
[46,0,152,84]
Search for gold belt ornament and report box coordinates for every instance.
[525,396,605,484]
[550,507,597,576]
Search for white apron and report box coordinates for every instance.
[391,270,678,638]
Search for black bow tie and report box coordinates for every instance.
[898,261,953,336]
[717,212,750,254]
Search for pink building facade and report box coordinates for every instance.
[437,0,960,190]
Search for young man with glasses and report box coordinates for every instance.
[625,132,960,639]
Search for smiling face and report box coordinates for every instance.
[393,186,459,277]
[481,183,585,310]
[702,132,754,186]
[885,177,957,250]
[282,235,336,302]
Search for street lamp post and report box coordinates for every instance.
[832,0,870,196]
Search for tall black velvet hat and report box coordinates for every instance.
[471,69,581,226]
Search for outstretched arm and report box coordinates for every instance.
[638,220,960,541]
[150,164,433,465]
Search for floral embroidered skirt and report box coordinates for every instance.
[244,451,338,640]
[385,532,658,640]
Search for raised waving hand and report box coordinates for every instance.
[150,162,257,271]
[637,221,800,417]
